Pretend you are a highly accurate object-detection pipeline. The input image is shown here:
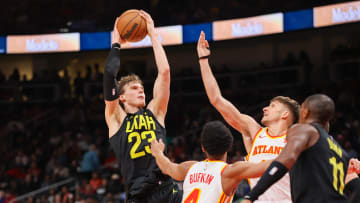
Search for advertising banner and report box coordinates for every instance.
[213,13,283,41]
[7,33,80,54]
[117,25,183,49]
[314,1,360,27]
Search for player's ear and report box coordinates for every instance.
[302,108,310,120]
[281,110,289,120]
[325,122,330,132]
[119,94,126,103]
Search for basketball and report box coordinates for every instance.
[116,9,148,42]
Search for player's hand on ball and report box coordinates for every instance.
[241,199,252,203]
[197,31,210,59]
[139,10,155,38]
[150,139,165,156]
[112,17,126,45]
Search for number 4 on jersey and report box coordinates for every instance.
[184,188,201,203]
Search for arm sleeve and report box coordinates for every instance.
[103,43,121,101]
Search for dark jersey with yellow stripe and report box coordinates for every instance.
[289,123,349,203]
[109,108,170,198]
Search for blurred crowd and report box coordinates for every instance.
[0,47,359,202]
[0,0,356,34]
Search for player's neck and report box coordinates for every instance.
[207,153,227,162]
[305,119,328,131]
[124,104,141,114]
[267,122,288,137]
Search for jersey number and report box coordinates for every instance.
[128,131,156,159]
[184,188,201,203]
[329,156,345,195]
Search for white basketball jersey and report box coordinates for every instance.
[247,127,292,203]
[182,160,234,203]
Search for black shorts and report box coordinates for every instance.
[127,180,182,203]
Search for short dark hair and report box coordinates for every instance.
[271,96,300,124]
[201,121,233,158]
[303,94,335,122]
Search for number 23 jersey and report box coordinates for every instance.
[109,108,169,196]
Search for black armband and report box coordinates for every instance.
[199,47,210,60]
[103,44,121,101]
[199,55,210,60]
[243,161,288,201]
[344,177,360,203]
[112,43,120,49]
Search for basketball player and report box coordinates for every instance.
[103,11,181,203]
[150,121,272,203]
[197,31,299,202]
[241,94,360,203]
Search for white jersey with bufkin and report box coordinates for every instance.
[247,127,292,203]
[182,160,234,203]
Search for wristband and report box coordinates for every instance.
[112,43,121,49]
[199,47,210,60]
[199,55,210,60]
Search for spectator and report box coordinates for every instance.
[9,68,20,82]
[74,71,84,99]
[61,186,73,203]
[89,172,102,192]
[79,144,99,179]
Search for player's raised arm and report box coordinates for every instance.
[197,31,260,152]
[150,139,197,181]
[139,10,170,126]
[103,18,127,137]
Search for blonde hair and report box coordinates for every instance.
[117,74,143,94]
[271,96,300,124]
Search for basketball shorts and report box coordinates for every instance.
[127,180,182,203]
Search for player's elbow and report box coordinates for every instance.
[159,66,170,76]
[209,95,222,107]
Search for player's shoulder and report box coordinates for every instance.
[288,123,318,137]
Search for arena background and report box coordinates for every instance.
[1,0,360,202]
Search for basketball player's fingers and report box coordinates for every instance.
[139,10,151,18]
[139,10,153,23]
[205,40,210,48]
[150,139,158,146]
[138,12,146,22]
[197,32,203,50]
[199,32,206,47]
[138,11,148,21]
[354,159,360,172]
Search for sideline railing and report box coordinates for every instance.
[10,178,75,203]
